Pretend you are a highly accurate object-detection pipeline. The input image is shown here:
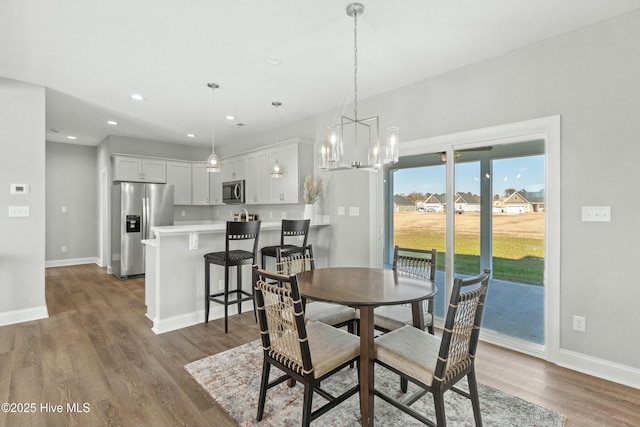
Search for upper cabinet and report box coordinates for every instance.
[192,162,224,205]
[242,139,314,205]
[222,155,247,182]
[166,161,192,205]
[111,139,312,205]
[246,151,270,204]
[267,140,313,204]
[113,155,166,183]
[209,169,223,205]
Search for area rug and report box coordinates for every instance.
[185,340,564,426]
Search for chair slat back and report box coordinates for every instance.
[226,220,261,257]
[434,269,490,386]
[253,267,313,376]
[276,245,315,276]
[393,246,436,282]
[280,219,310,246]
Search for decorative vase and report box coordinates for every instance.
[303,204,314,221]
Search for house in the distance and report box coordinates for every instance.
[420,194,446,212]
[493,190,544,213]
[393,195,416,212]
[455,192,481,212]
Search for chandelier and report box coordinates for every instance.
[206,82,221,173]
[319,3,399,171]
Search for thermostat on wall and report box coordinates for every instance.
[10,183,30,195]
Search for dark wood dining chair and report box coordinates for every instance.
[374,246,437,334]
[253,266,360,427]
[203,220,261,333]
[374,269,491,426]
[260,219,310,269]
[276,245,357,334]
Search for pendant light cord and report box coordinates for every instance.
[353,8,359,163]
[353,9,358,122]
[208,82,219,153]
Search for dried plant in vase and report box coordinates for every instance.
[303,175,323,204]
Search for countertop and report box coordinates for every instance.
[151,220,330,236]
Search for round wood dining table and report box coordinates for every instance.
[296,267,437,427]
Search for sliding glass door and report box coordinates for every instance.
[388,140,545,347]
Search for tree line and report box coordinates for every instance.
[397,188,524,204]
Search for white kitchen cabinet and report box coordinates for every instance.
[268,141,313,204]
[113,155,166,183]
[192,162,210,205]
[191,162,224,205]
[209,169,223,205]
[166,161,192,205]
[222,155,247,182]
[246,151,270,204]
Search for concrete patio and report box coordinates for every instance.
[431,270,544,344]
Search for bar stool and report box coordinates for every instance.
[260,219,310,269]
[204,220,261,333]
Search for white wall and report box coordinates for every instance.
[0,78,48,326]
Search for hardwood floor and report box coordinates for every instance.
[0,263,638,426]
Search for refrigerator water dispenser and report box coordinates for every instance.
[126,215,141,233]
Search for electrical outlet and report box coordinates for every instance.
[573,315,586,332]
[61,245,67,253]
[181,210,186,217]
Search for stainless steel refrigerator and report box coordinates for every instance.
[111,182,174,279]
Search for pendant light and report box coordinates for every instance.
[319,2,399,171]
[206,82,221,173]
[270,101,284,178]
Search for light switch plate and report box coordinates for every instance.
[338,207,345,216]
[581,206,611,222]
[8,206,29,217]
[349,206,360,216]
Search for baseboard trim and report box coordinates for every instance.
[437,319,640,390]
[0,305,49,327]
[150,301,255,334]
[479,329,546,359]
[45,257,99,268]
[558,348,640,390]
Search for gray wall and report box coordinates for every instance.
[45,142,98,263]
[0,78,48,325]
[308,11,640,369]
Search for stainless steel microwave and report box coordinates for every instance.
[222,180,245,204]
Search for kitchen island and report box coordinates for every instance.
[143,220,330,334]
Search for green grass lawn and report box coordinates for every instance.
[395,233,544,285]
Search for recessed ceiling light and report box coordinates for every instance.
[263,56,282,65]
[50,128,59,133]
[225,115,235,121]
[67,135,77,140]
[107,120,118,125]
[130,93,145,101]
[231,123,246,128]
[187,133,196,138]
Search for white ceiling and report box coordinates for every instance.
[2,0,639,150]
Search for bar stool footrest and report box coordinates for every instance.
[208,290,254,306]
